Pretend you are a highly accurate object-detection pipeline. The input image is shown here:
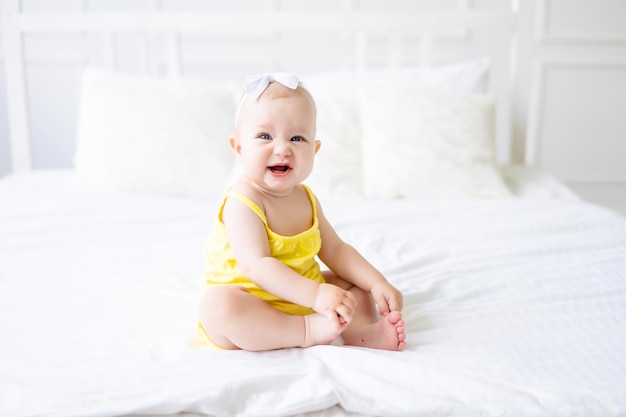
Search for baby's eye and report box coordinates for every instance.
[258,134,271,140]
[291,136,304,142]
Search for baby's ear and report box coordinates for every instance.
[314,140,321,154]
[229,136,242,158]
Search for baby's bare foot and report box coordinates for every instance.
[343,311,406,351]
[302,313,346,347]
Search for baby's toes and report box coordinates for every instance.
[386,311,403,325]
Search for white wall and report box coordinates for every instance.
[1,0,625,213]
[515,0,626,213]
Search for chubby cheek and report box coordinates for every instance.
[298,158,316,178]
[240,152,268,174]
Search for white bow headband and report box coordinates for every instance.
[235,72,304,126]
[244,72,300,100]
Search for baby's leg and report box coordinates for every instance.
[199,286,345,351]
[323,272,406,351]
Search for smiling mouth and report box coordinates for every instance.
[269,165,290,174]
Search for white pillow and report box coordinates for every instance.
[302,57,491,200]
[359,85,512,199]
[74,67,237,197]
[357,56,490,93]
[303,73,364,200]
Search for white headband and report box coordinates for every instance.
[235,72,301,126]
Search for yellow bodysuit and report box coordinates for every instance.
[198,184,324,347]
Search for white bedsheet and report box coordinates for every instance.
[1,170,625,417]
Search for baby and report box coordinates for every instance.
[198,73,405,351]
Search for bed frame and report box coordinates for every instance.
[2,1,517,172]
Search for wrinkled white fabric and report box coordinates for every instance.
[1,170,625,417]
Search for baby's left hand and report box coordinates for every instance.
[370,281,403,317]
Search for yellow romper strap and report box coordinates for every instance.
[301,184,317,219]
[219,190,268,226]
[218,184,317,225]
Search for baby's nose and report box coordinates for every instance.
[274,141,292,156]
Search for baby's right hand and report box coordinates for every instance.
[312,283,356,327]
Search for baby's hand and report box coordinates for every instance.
[313,283,356,327]
[371,281,403,317]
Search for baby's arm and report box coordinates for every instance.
[316,199,403,316]
[222,195,356,326]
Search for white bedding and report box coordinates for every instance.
[1,169,625,417]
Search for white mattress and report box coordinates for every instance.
[1,169,625,417]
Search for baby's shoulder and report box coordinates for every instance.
[226,180,266,212]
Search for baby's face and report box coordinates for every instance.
[231,83,319,196]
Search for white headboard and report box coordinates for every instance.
[2,1,517,173]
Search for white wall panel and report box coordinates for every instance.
[159,0,272,12]
[538,62,626,181]
[27,63,82,169]
[542,0,626,41]
[525,0,626,214]
[21,0,76,13]
[0,65,10,176]
[0,8,11,176]
[357,0,464,11]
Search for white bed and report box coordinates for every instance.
[2,4,626,417]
